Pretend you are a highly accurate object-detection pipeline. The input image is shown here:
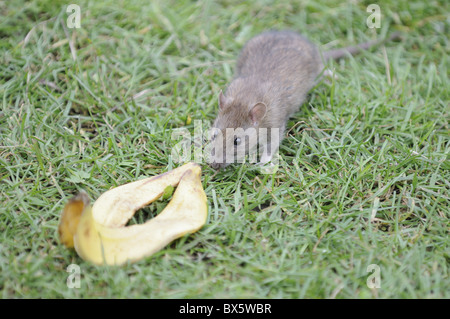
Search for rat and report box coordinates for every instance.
[208,30,400,169]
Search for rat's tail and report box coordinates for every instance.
[323,32,401,61]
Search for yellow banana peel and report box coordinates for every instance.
[58,162,207,266]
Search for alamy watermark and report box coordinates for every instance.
[66,264,81,288]
[366,264,381,289]
[366,4,381,29]
[66,4,81,29]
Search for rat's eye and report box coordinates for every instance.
[234,137,241,146]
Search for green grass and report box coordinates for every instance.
[0,0,449,298]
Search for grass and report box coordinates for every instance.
[0,0,449,298]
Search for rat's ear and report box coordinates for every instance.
[219,90,232,110]
[249,102,267,126]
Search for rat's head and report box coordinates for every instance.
[208,90,267,169]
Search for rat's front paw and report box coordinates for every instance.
[256,161,278,174]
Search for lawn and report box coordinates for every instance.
[0,0,448,298]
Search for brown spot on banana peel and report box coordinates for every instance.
[58,191,91,248]
[142,171,170,183]
[142,163,201,184]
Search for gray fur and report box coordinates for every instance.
[209,30,399,169]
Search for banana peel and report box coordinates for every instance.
[58,191,90,248]
[58,162,207,266]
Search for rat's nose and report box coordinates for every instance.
[210,162,222,170]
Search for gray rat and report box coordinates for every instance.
[209,30,400,169]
